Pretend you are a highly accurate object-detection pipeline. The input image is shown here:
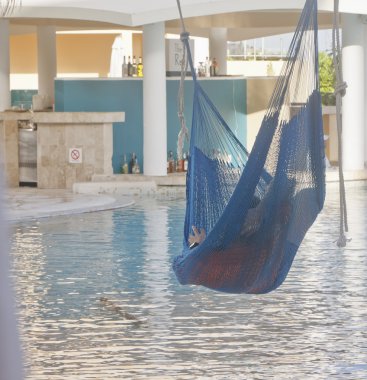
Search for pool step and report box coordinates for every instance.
[73,180,158,196]
[74,169,366,196]
[74,173,186,196]
[91,173,186,186]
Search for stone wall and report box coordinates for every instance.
[37,122,113,189]
[0,120,19,187]
[0,112,124,189]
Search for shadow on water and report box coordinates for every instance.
[9,182,367,379]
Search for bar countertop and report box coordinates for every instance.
[0,111,125,123]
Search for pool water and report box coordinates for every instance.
[10,182,367,379]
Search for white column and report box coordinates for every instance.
[342,14,365,171]
[0,20,10,111]
[365,23,367,167]
[143,22,167,176]
[37,26,57,105]
[209,28,228,75]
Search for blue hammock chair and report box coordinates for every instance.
[172,0,326,294]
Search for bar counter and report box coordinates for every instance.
[0,111,125,189]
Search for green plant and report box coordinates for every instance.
[319,52,336,105]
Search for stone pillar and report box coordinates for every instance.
[209,28,228,75]
[143,22,167,176]
[0,20,10,111]
[0,119,19,187]
[342,14,365,171]
[37,26,57,105]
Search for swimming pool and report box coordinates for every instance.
[10,182,367,379]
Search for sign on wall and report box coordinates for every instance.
[69,148,82,164]
[166,39,195,76]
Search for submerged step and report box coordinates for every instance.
[73,181,157,196]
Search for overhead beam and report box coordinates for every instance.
[8,1,367,28]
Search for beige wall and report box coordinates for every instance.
[246,77,277,151]
[10,32,143,77]
[228,60,284,77]
[10,34,37,73]
[132,33,143,60]
[323,113,338,164]
[57,34,116,77]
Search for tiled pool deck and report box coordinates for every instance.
[4,188,135,223]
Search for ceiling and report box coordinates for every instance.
[6,0,367,40]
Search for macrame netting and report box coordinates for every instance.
[173,0,325,294]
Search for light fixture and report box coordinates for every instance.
[0,0,22,17]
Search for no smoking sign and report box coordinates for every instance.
[69,148,82,164]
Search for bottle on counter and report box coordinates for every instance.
[137,56,143,77]
[122,154,129,174]
[177,152,184,172]
[133,157,141,174]
[122,56,128,77]
[210,57,218,76]
[167,151,175,174]
[127,56,133,77]
[205,57,211,77]
[176,157,182,172]
[129,152,136,173]
[183,152,189,172]
[198,62,205,77]
[209,57,214,77]
[132,56,137,77]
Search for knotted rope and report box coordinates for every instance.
[176,0,190,161]
[0,0,21,17]
[332,0,349,247]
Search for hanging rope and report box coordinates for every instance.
[176,0,190,161]
[332,0,349,247]
[0,0,21,17]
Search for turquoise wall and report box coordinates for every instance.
[55,78,246,173]
[11,89,38,110]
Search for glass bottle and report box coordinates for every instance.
[209,57,214,77]
[127,56,133,77]
[132,56,137,77]
[168,151,174,174]
[198,62,204,77]
[129,152,136,173]
[137,57,143,77]
[177,153,184,172]
[122,154,129,174]
[134,158,140,174]
[183,152,189,171]
[212,58,218,76]
[122,56,127,77]
[205,57,210,77]
[210,58,219,77]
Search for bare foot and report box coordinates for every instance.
[188,226,206,247]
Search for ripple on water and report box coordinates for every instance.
[9,182,367,379]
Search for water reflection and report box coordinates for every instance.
[142,201,174,327]
[9,183,367,379]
